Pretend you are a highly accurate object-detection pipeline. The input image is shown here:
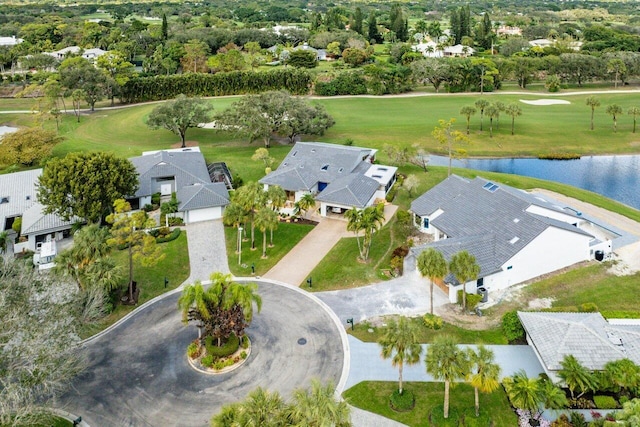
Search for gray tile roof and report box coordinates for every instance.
[259,142,375,192]
[21,202,76,235]
[177,183,230,211]
[0,169,41,230]
[518,312,640,371]
[130,151,211,197]
[316,174,379,208]
[409,175,593,277]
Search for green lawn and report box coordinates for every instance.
[79,231,190,338]
[223,222,315,277]
[343,381,517,427]
[349,317,507,344]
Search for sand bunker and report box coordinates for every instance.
[520,99,571,106]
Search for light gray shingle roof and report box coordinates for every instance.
[0,169,41,229]
[316,174,379,208]
[130,151,211,197]
[518,312,640,371]
[177,183,230,211]
[21,202,77,235]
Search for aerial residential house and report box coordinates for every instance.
[443,44,475,57]
[260,142,397,217]
[408,175,615,303]
[44,46,107,61]
[129,148,230,223]
[495,25,522,37]
[0,169,76,254]
[413,41,443,58]
[518,311,640,383]
[0,36,23,47]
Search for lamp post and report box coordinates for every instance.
[237,226,243,265]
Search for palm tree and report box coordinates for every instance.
[628,107,640,134]
[602,359,640,397]
[426,335,469,419]
[607,104,623,132]
[254,206,278,258]
[234,182,267,250]
[211,387,288,427]
[449,250,481,312]
[505,103,523,135]
[475,99,489,131]
[558,354,598,399]
[213,272,262,327]
[178,280,213,341]
[485,104,500,138]
[586,96,600,131]
[294,193,316,219]
[494,101,506,129]
[345,204,385,261]
[289,379,351,426]
[379,316,423,394]
[459,105,476,134]
[468,345,501,417]
[416,248,448,314]
[503,370,543,413]
[540,378,568,410]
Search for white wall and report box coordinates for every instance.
[185,206,222,223]
[526,205,581,225]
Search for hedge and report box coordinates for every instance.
[205,333,240,359]
[593,395,619,409]
[121,68,312,103]
[156,228,181,243]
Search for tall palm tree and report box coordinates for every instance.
[294,193,316,219]
[494,101,506,129]
[416,248,448,314]
[503,370,543,413]
[211,388,288,427]
[254,206,278,258]
[607,104,623,132]
[379,316,423,394]
[426,335,469,419]
[505,103,523,135]
[178,280,213,340]
[474,99,489,131]
[586,96,600,131]
[449,250,481,312]
[628,107,640,134]
[212,272,262,327]
[289,379,351,427]
[234,182,267,250]
[540,378,568,410]
[468,345,501,417]
[558,354,598,399]
[459,105,476,134]
[485,104,500,138]
[346,204,385,261]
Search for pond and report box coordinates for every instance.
[428,154,640,210]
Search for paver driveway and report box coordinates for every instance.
[60,280,345,427]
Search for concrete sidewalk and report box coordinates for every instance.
[263,218,350,286]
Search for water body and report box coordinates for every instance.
[0,125,17,136]
[428,154,640,210]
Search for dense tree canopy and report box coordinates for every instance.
[0,128,61,167]
[146,94,214,147]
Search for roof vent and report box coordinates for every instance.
[509,236,520,244]
[372,174,382,178]
[339,168,344,172]
[513,218,520,223]
[25,195,30,200]
[321,164,329,171]
[607,331,624,350]
[311,149,316,153]
[0,197,8,204]
[292,151,297,157]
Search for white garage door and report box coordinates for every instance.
[187,207,222,223]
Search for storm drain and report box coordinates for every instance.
[297,338,307,345]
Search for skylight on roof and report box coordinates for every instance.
[513,218,520,223]
[483,182,494,189]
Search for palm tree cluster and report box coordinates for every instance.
[211,379,351,427]
[345,203,386,262]
[378,319,501,420]
[461,99,523,138]
[178,272,262,347]
[223,182,285,259]
[586,96,640,133]
[417,249,481,314]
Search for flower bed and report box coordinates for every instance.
[187,335,251,375]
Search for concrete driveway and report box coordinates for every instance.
[184,220,229,282]
[60,280,345,427]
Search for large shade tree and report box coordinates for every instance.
[58,56,108,111]
[426,335,469,419]
[0,128,62,167]
[417,248,448,315]
[147,94,214,148]
[37,151,138,224]
[378,316,423,395]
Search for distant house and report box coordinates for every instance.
[260,142,397,217]
[408,175,615,303]
[443,44,475,57]
[293,43,327,61]
[519,311,640,382]
[44,46,107,61]
[129,148,230,223]
[0,169,75,253]
[413,41,443,58]
[528,39,554,49]
[0,36,23,47]
[495,25,522,37]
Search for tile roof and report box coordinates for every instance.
[316,174,379,208]
[0,169,41,230]
[177,183,230,211]
[21,202,77,235]
[518,312,640,371]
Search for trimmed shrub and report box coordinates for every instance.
[456,290,482,310]
[385,187,397,202]
[389,389,415,412]
[593,395,619,409]
[12,217,21,234]
[151,192,161,205]
[187,342,201,358]
[143,204,154,212]
[205,334,240,360]
[569,397,595,409]
[201,354,214,368]
[502,310,525,343]
[157,228,181,243]
[241,351,247,359]
[315,71,367,96]
[167,217,184,226]
[579,302,599,313]
[569,411,588,427]
[148,228,160,238]
[241,335,249,349]
[423,313,443,330]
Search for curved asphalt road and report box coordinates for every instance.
[60,281,344,427]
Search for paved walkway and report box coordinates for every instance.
[263,217,350,286]
[345,335,545,390]
[184,220,229,283]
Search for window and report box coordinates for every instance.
[506,265,513,270]
[476,278,484,288]
[483,182,499,192]
[423,217,429,229]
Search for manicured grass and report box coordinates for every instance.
[349,317,507,344]
[79,231,190,338]
[223,222,315,277]
[343,381,517,427]
[523,262,640,316]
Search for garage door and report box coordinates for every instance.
[187,207,222,223]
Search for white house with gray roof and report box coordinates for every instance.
[408,175,613,303]
[518,312,640,382]
[129,148,230,223]
[0,169,75,253]
[259,142,397,217]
